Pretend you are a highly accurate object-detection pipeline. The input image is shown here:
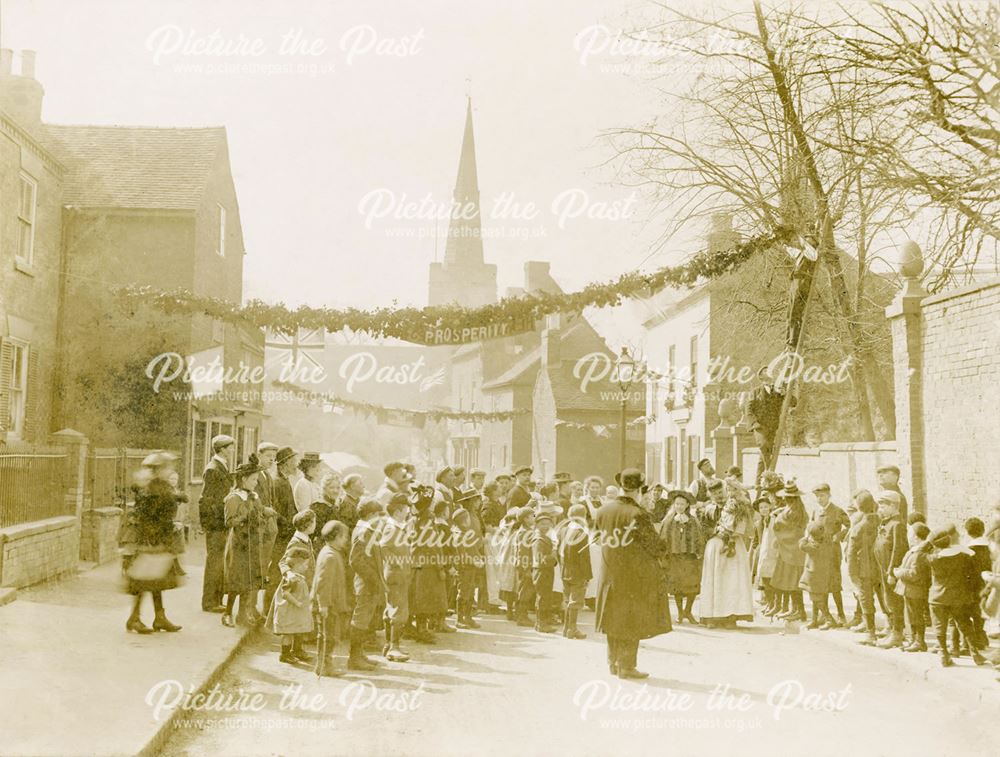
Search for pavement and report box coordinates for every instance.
[2,553,998,757]
[157,603,1000,757]
[0,537,258,757]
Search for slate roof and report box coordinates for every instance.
[42,125,226,210]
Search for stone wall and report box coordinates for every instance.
[889,277,1000,525]
[741,442,899,507]
[0,516,79,588]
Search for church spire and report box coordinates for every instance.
[427,97,497,307]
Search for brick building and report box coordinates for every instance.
[0,48,262,490]
[0,51,62,443]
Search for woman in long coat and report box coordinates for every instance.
[411,494,447,639]
[122,452,185,633]
[594,469,670,680]
[769,481,809,621]
[659,490,705,624]
[222,461,266,627]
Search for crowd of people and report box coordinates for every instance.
[118,434,1000,681]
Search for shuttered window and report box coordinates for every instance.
[17,174,37,265]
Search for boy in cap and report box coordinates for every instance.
[380,493,414,661]
[452,507,483,629]
[876,464,909,521]
[892,521,932,652]
[809,483,850,626]
[873,490,908,648]
[312,520,351,675]
[532,511,559,633]
[848,493,881,646]
[688,458,716,503]
[559,504,592,639]
[508,466,533,509]
[513,507,537,627]
[926,525,988,667]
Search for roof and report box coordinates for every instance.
[547,364,637,413]
[482,344,541,389]
[42,124,227,210]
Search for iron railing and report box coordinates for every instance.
[0,445,72,528]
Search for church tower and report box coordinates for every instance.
[428,98,498,307]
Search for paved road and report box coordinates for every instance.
[159,611,997,757]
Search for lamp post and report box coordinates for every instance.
[615,347,636,470]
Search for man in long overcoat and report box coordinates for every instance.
[594,468,670,679]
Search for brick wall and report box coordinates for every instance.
[0,516,79,588]
[909,280,1000,525]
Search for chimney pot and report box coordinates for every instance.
[0,49,12,76]
[20,50,37,78]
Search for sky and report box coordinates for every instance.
[4,0,703,343]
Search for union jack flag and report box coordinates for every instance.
[264,328,326,372]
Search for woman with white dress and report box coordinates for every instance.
[292,453,323,513]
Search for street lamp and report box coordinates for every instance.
[615,347,636,470]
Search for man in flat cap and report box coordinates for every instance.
[688,458,716,504]
[594,468,670,679]
[507,466,533,510]
[265,446,299,612]
[877,464,910,521]
[200,434,234,612]
[376,461,408,507]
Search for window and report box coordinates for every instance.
[5,341,28,437]
[217,204,226,256]
[689,335,699,389]
[17,174,37,265]
[667,344,676,398]
[665,436,677,485]
[236,426,257,465]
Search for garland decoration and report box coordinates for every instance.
[271,380,529,424]
[118,227,792,346]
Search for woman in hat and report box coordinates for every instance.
[769,480,809,621]
[698,480,755,628]
[122,452,184,633]
[222,459,267,627]
[293,453,324,513]
[658,490,704,624]
[753,471,784,616]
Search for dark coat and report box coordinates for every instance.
[349,521,386,599]
[798,536,835,594]
[223,489,266,593]
[272,474,297,543]
[507,483,531,510]
[312,544,350,614]
[847,514,879,586]
[559,521,593,584]
[928,547,978,606]
[594,497,671,640]
[874,517,907,596]
[411,513,447,614]
[199,458,231,532]
[531,530,557,589]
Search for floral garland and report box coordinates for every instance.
[118,227,792,346]
[272,380,528,424]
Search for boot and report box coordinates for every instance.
[534,615,558,633]
[972,649,988,666]
[414,617,436,644]
[817,610,836,631]
[126,596,153,634]
[152,593,182,632]
[877,629,904,649]
[903,628,927,652]
[565,608,587,639]
[674,595,684,624]
[279,645,297,665]
[859,615,878,646]
[940,648,954,667]
[516,607,534,627]
[291,637,312,664]
[385,627,410,662]
[348,629,378,671]
[807,609,822,630]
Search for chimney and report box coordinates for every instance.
[524,260,558,294]
[707,212,741,254]
[0,50,45,127]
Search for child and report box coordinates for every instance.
[926,525,987,667]
[311,520,350,676]
[848,492,881,646]
[513,508,537,628]
[531,511,558,633]
[962,517,991,651]
[659,491,704,625]
[273,546,314,664]
[452,508,483,630]
[558,504,592,639]
[892,521,931,652]
[873,490,907,648]
[799,522,835,629]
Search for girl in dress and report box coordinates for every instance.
[659,491,705,624]
[273,546,314,664]
[770,480,809,621]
